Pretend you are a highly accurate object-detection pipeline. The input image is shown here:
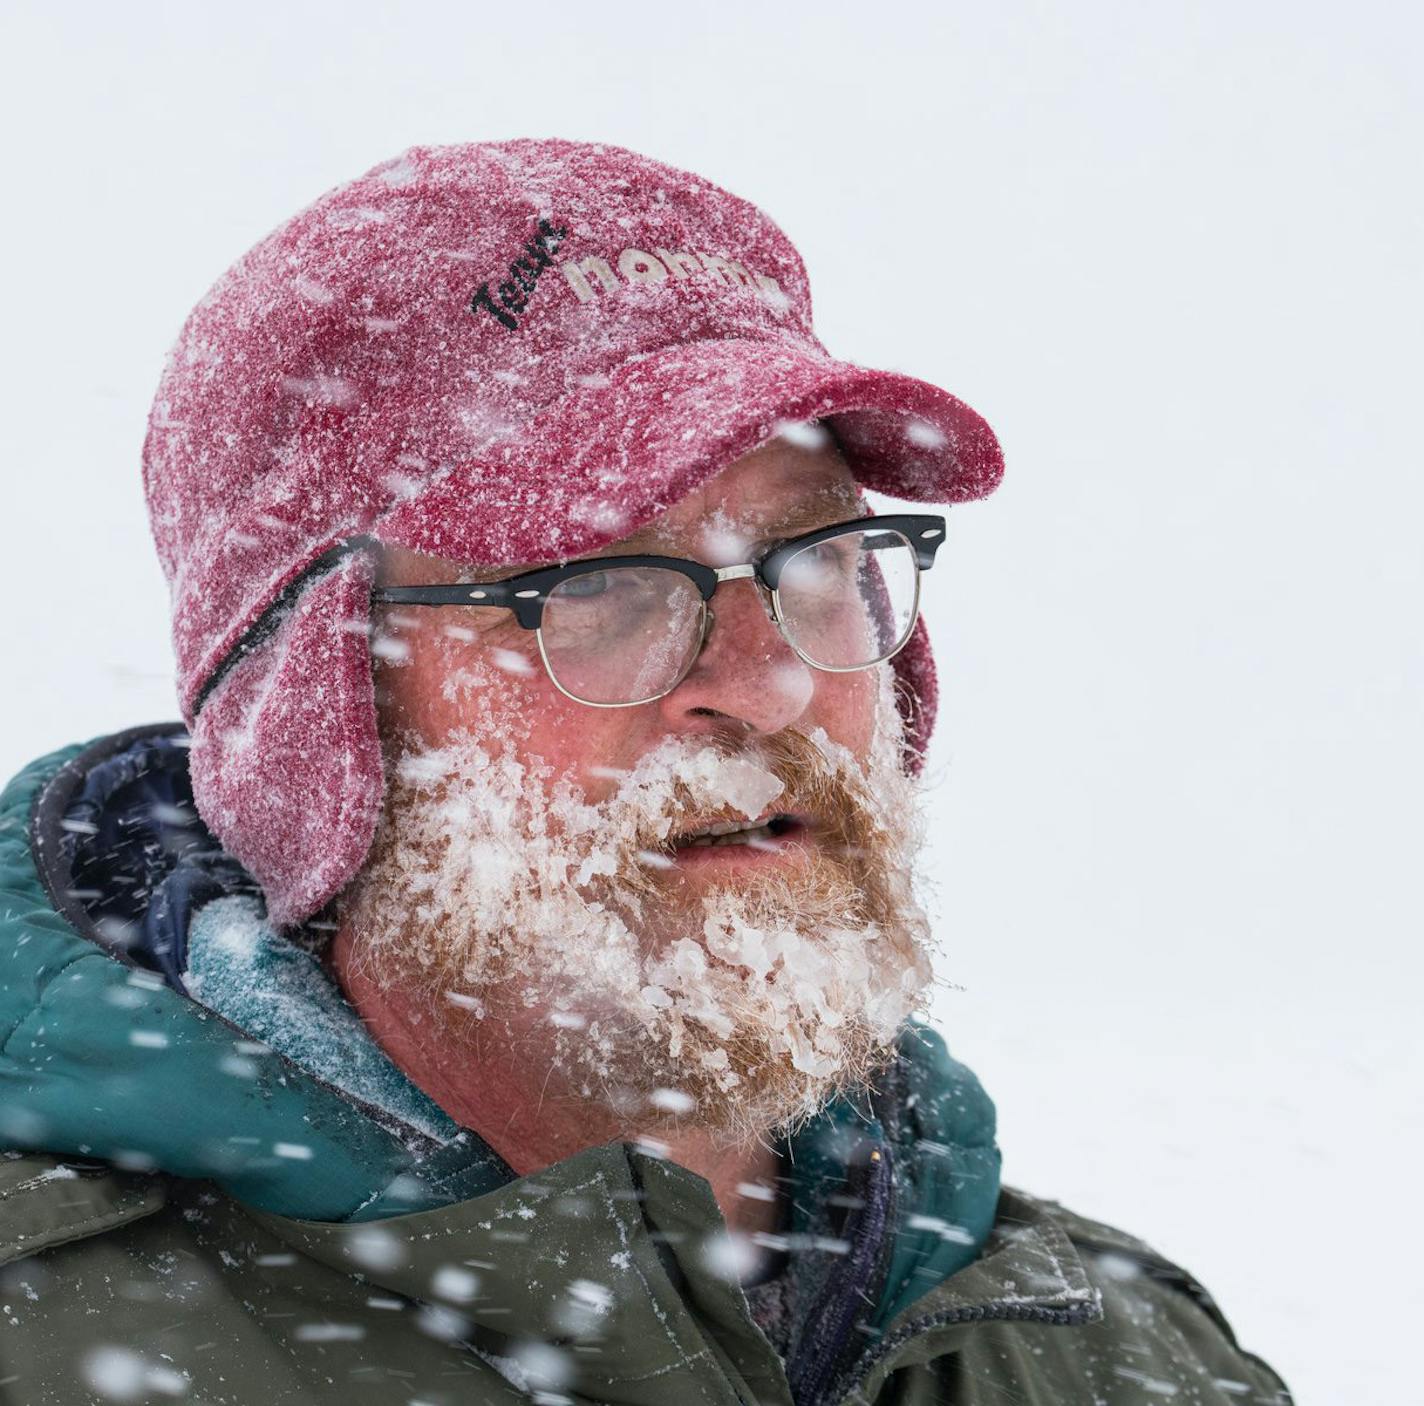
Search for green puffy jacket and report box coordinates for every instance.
[0,731,1292,1405]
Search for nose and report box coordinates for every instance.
[655,575,815,736]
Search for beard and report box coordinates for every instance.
[334,664,937,1147]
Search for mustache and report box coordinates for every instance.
[367,722,893,916]
[599,726,884,884]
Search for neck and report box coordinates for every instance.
[324,922,783,1237]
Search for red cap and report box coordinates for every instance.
[142,139,1003,929]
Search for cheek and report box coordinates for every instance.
[374,621,541,748]
[807,667,882,756]
[373,621,635,772]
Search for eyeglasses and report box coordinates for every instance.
[370,513,947,707]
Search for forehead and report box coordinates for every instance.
[621,435,861,549]
[379,433,862,583]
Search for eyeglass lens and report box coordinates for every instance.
[538,528,920,705]
[774,527,918,668]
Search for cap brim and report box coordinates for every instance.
[374,333,1002,567]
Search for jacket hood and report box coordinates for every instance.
[1,725,1002,1331]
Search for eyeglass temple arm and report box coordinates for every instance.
[371,582,521,607]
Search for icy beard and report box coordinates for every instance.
[335,666,936,1147]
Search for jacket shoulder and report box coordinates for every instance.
[1007,1187,1294,1403]
[1020,1189,1188,1266]
[0,1151,168,1268]
[1017,1188,1228,1316]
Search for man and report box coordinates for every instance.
[0,140,1290,1403]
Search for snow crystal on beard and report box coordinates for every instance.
[336,664,936,1146]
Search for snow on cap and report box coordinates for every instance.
[141,139,1004,929]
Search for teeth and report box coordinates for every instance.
[682,822,776,848]
[672,813,796,849]
[706,820,752,836]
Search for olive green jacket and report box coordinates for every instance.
[0,732,1292,1404]
[0,1147,1290,1405]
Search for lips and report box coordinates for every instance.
[669,811,807,850]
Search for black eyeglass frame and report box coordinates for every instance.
[370,513,947,707]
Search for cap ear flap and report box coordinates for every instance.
[835,458,939,776]
[187,551,384,931]
[890,612,938,777]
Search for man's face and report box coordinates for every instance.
[334,427,935,1144]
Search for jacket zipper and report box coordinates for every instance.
[790,1145,896,1406]
[826,1299,1100,1406]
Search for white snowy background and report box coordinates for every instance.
[2,3,1419,1400]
